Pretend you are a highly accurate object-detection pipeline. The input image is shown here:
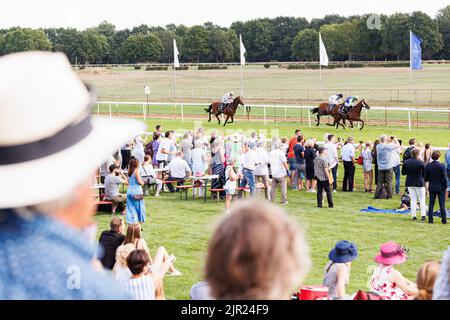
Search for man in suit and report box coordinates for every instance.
[402,148,427,221]
[425,151,448,224]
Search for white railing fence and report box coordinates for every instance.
[94,101,450,130]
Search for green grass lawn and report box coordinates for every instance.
[94,119,450,300]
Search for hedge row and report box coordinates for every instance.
[173,66,189,70]
[145,66,168,71]
[287,62,410,69]
[197,65,228,70]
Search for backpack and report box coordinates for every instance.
[375,185,388,199]
[403,146,414,162]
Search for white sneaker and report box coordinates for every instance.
[155,193,160,197]
[168,269,182,276]
[333,190,337,193]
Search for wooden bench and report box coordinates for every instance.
[210,188,225,203]
[175,185,194,200]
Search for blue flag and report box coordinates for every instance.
[410,31,422,70]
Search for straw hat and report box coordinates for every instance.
[374,241,407,265]
[328,240,358,264]
[0,51,145,208]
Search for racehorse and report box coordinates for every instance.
[311,102,345,129]
[205,96,245,126]
[339,99,371,130]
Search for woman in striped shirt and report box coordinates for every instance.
[123,249,175,300]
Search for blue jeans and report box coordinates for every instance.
[240,168,256,196]
[393,165,400,194]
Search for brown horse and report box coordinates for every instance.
[311,103,345,129]
[339,99,371,130]
[205,96,245,126]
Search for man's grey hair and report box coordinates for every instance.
[271,137,281,151]
[379,134,388,143]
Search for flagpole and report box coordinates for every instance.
[240,63,243,96]
[174,66,177,98]
[409,30,412,104]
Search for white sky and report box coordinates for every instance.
[1,0,448,30]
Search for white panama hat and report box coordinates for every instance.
[0,51,146,209]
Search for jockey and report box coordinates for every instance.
[328,93,344,109]
[340,96,359,118]
[220,92,234,112]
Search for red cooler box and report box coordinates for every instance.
[299,285,329,300]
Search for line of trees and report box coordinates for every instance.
[1,6,450,64]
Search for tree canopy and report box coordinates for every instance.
[2,6,450,63]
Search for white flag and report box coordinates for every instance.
[240,34,246,66]
[173,39,180,68]
[319,33,329,67]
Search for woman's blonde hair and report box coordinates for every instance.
[115,243,136,267]
[205,199,311,300]
[415,260,441,300]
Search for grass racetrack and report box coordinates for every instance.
[94,118,450,299]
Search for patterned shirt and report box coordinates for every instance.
[314,155,329,181]
[123,275,155,300]
[0,210,131,300]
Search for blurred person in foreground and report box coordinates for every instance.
[0,52,145,299]
[414,260,441,300]
[205,199,311,299]
[433,247,450,300]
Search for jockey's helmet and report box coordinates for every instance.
[337,93,343,98]
[229,92,234,97]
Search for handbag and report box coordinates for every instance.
[133,194,144,200]
[357,154,364,165]
[327,168,334,185]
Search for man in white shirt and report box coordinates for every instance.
[341,137,357,192]
[254,139,271,199]
[389,137,402,195]
[324,134,339,192]
[269,140,289,205]
[167,151,192,192]
[238,141,259,197]
[156,131,173,168]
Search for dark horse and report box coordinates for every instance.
[205,96,245,126]
[311,102,345,129]
[339,99,371,130]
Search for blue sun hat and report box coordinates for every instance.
[328,240,358,263]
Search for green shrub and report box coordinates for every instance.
[173,66,189,70]
[287,64,320,70]
[197,65,228,70]
[145,66,168,71]
[347,63,364,68]
[383,62,409,68]
[264,63,271,69]
[134,65,142,70]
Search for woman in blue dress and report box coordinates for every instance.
[126,158,146,227]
